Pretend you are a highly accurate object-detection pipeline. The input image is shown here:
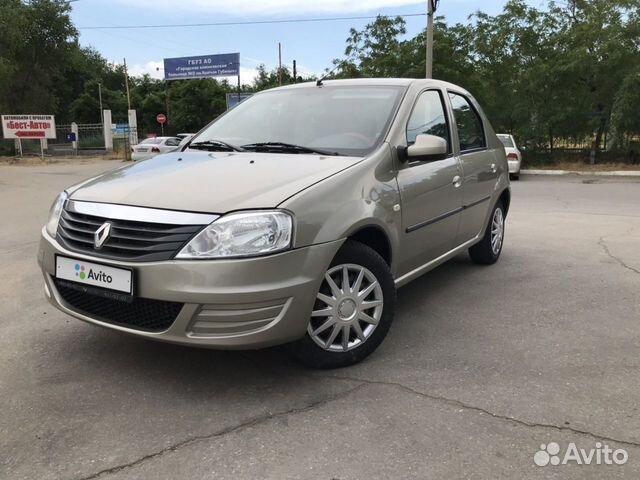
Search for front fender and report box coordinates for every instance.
[280,144,401,274]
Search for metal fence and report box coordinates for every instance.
[49,124,74,154]
[78,123,105,150]
[112,126,138,161]
[48,123,106,154]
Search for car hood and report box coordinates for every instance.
[69,151,362,213]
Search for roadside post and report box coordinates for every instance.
[426,0,440,79]
[71,122,78,155]
[103,110,113,151]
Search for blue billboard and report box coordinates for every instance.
[163,53,240,81]
[226,93,253,110]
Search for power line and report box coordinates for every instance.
[78,12,427,30]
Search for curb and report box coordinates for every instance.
[521,169,640,177]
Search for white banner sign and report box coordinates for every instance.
[1,115,56,139]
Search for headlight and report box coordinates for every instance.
[176,210,293,259]
[45,191,68,238]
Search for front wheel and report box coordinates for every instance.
[468,200,505,265]
[289,240,396,369]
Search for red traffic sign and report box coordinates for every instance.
[156,114,167,125]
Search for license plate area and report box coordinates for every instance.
[55,255,133,295]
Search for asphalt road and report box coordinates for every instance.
[1,160,639,480]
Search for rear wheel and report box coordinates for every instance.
[469,200,505,265]
[290,240,395,369]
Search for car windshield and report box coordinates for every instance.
[190,85,405,157]
[140,138,162,145]
[498,135,514,148]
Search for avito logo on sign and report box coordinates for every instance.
[1,115,56,139]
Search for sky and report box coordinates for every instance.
[70,0,544,84]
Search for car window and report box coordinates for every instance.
[498,135,514,148]
[140,138,162,145]
[448,92,486,152]
[406,90,450,151]
[164,138,180,147]
[192,86,405,157]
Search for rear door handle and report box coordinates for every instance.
[453,175,462,188]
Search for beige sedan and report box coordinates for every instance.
[39,79,510,368]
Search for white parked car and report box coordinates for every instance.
[177,134,195,147]
[497,134,522,180]
[132,137,181,161]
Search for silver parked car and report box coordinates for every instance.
[38,79,510,368]
[497,133,522,180]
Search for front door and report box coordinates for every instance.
[396,89,463,275]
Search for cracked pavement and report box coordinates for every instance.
[1,161,639,479]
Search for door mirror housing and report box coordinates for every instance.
[404,134,448,161]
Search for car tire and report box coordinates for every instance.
[289,240,396,369]
[468,199,505,265]
[511,173,520,181]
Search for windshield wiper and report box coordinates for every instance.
[241,142,339,156]
[188,140,245,152]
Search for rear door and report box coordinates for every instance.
[447,91,497,243]
[396,89,463,274]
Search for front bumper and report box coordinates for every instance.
[38,229,343,349]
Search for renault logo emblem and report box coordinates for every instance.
[94,222,112,250]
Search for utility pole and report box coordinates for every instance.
[123,57,132,110]
[98,82,104,124]
[426,0,435,78]
[278,42,283,86]
[293,60,297,84]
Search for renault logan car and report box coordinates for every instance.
[38,79,510,369]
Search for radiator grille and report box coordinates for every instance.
[57,208,203,262]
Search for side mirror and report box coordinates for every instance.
[405,134,448,161]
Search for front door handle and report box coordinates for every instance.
[490,163,497,173]
[453,175,462,188]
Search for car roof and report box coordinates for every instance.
[270,77,466,92]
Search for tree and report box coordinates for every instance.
[2,0,78,114]
[549,0,640,151]
[611,69,640,146]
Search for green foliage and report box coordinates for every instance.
[1,0,639,154]
[331,0,640,153]
[0,1,308,136]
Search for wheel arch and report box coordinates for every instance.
[347,224,393,267]
[499,187,511,217]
